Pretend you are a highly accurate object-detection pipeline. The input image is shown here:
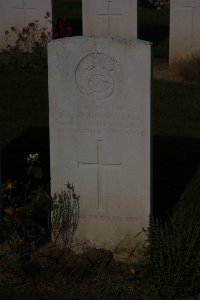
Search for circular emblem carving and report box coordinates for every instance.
[75,53,120,100]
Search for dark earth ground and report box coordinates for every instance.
[0,244,147,299]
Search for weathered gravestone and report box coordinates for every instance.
[48,36,151,257]
[170,0,200,65]
[0,0,52,49]
[82,0,138,38]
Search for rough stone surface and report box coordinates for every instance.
[82,0,137,39]
[170,0,200,64]
[0,0,52,49]
[48,36,151,257]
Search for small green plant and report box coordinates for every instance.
[51,184,79,248]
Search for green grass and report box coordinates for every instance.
[178,55,200,83]
[138,8,169,58]
[153,80,200,138]
[174,164,200,223]
[0,69,48,147]
[139,7,169,26]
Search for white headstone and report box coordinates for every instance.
[0,0,52,49]
[170,0,200,64]
[48,36,151,257]
[82,0,137,39]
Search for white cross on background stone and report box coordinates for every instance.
[98,0,122,35]
[13,0,36,26]
[182,0,200,47]
[82,0,137,39]
[78,140,121,210]
[183,0,200,8]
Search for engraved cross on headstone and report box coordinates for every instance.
[98,0,122,35]
[13,0,37,27]
[78,140,121,210]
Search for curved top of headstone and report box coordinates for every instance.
[49,35,152,48]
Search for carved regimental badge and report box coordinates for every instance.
[75,53,121,100]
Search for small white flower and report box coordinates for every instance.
[27,153,39,164]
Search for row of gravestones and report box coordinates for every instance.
[0,1,200,64]
[1,0,200,258]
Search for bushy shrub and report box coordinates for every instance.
[140,217,200,299]
[5,17,51,53]
[51,183,79,248]
[0,13,72,71]
[1,13,51,70]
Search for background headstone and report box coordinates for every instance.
[82,0,138,38]
[0,0,52,49]
[170,0,200,64]
[48,36,151,257]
